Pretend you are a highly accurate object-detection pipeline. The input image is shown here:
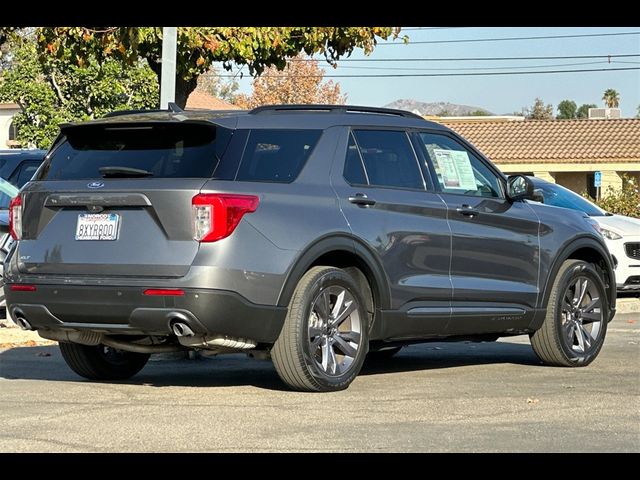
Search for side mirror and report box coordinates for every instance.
[507,175,536,201]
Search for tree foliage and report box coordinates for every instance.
[0,38,157,148]
[584,174,640,218]
[196,66,239,103]
[526,97,553,120]
[602,88,620,108]
[34,27,401,108]
[577,103,597,119]
[233,55,346,108]
[556,99,577,119]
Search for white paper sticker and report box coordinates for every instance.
[433,149,477,191]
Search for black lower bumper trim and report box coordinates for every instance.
[6,285,287,343]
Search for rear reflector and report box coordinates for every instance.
[192,193,259,242]
[143,289,185,296]
[10,284,37,292]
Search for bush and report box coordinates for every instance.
[583,174,640,218]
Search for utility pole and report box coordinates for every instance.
[160,27,177,109]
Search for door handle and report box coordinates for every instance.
[348,193,376,207]
[456,205,479,217]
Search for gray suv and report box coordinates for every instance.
[4,105,616,392]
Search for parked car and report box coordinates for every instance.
[529,177,640,292]
[0,150,47,188]
[0,177,18,318]
[4,105,616,392]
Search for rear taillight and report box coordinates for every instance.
[191,193,259,242]
[9,195,22,240]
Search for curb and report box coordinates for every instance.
[617,297,640,314]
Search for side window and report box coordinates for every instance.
[417,132,503,198]
[236,129,322,183]
[352,130,424,190]
[343,133,367,185]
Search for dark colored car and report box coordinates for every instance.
[0,177,18,318]
[0,150,47,188]
[4,105,616,391]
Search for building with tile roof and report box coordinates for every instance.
[185,90,241,111]
[437,117,640,198]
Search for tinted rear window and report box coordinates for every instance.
[36,123,230,180]
[235,129,322,183]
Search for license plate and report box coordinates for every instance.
[75,213,120,241]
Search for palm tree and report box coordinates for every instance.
[602,89,620,108]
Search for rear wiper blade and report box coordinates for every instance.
[99,166,154,178]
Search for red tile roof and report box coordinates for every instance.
[440,119,640,164]
[186,91,241,110]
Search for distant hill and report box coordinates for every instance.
[384,99,494,116]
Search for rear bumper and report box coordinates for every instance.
[5,285,286,343]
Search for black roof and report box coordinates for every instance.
[61,104,449,132]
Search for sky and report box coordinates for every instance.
[232,27,640,117]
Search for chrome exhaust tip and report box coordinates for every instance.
[14,315,33,331]
[171,322,195,337]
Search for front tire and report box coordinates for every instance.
[530,260,609,367]
[272,266,369,392]
[59,342,150,380]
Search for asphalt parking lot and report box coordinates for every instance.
[0,312,638,452]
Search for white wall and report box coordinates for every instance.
[0,108,19,148]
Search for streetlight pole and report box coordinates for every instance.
[160,27,177,109]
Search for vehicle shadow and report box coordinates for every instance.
[0,340,540,391]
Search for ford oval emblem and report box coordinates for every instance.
[87,181,105,189]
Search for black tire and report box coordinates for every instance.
[367,346,402,359]
[271,266,369,392]
[530,259,609,367]
[59,342,150,380]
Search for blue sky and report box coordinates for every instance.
[233,27,640,116]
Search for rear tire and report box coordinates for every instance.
[272,266,369,392]
[530,260,608,367]
[59,342,150,380]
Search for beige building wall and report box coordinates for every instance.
[497,162,639,197]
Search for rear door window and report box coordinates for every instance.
[235,129,322,183]
[351,130,425,190]
[36,123,229,180]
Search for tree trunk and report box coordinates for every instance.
[147,58,198,110]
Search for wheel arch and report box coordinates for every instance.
[276,234,391,315]
[540,235,616,321]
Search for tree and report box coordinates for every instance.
[602,88,620,108]
[577,103,597,119]
[32,27,401,108]
[233,55,346,108]
[197,66,239,103]
[556,99,577,119]
[468,109,489,116]
[636,105,640,118]
[0,38,158,148]
[526,98,553,120]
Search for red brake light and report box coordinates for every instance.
[192,194,259,243]
[9,194,22,240]
[143,289,185,296]
[10,284,37,292]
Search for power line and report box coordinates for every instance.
[335,61,608,72]
[287,53,640,63]
[211,66,640,78]
[378,31,640,45]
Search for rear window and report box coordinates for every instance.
[36,123,231,180]
[235,129,322,183]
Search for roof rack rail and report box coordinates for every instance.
[104,102,185,118]
[248,104,424,120]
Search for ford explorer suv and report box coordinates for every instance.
[4,105,616,392]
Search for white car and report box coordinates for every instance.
[530,177,640,292]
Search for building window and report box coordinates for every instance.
[586,173,597,199]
